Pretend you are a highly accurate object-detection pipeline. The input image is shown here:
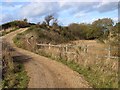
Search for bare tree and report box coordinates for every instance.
[23,18,28,22]
[45,15,54,26]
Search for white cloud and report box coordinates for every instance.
[19,1,118,19]
[1,14,14,23]
[2,4,22,12]
[2,0,119,2]
[59,1,118,14]
[3,0,13,2]
[96,2,118,12]
[112,17,118,23]
[1,1,119,24]
[20,2,59,18]
[74,12,86,18]
[30,0,119,2]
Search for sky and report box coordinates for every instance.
[0,0,119,26]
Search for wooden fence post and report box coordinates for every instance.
[65,45,68,53]
[49,43,51,49]
[86,45,88,53]
[84,45,88,53]
[107,45,111,60]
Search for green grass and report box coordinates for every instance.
[2,63,29,89]
[2,42,29,89]
[13,33,25,48]
[2,64,29,88]
[15,70,29,88]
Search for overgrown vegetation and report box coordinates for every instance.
[22,17,119,46]
[0,19,35,30]
[2,42,29,88]
[1,16,119,46]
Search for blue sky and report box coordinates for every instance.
[0,0,119,26]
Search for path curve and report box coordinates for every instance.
[3,28,91,88]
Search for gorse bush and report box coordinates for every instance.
[1,17,118,46]
[27,26,70,44]
[25,18,118,45]
[1,20,35,30]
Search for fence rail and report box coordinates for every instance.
[36,43,119,60]
[27,38,119,60]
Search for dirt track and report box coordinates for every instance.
[3,28,91,88]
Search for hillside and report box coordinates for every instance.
[0,20,35,30]
[12,18,119,88]
[1,1,119,89]
[2,17,119,88]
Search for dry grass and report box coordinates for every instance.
[14,32,118,88]
[36,40,118,88]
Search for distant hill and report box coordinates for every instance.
[0,20,36,30]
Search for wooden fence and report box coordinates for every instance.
[26,38,118,85]
[36,43,119,60]
[27,37,119,60]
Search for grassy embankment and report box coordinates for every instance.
[2,42,29,88]
[13,27,118,88]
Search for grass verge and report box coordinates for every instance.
[2,42,29,89]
